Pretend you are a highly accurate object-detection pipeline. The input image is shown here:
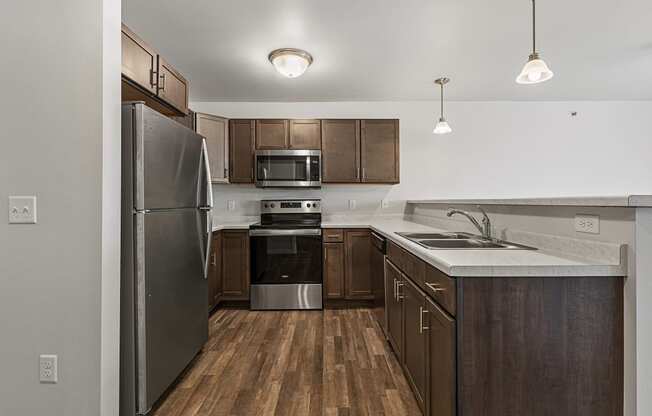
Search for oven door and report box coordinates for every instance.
[249,229,323,285]
[255,150,321,188]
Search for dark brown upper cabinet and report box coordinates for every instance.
[121,24,156,94]
[321,119,361,183]
[196,112,229,183]
[289,119,322,150]
[121,23,189,116]
[255,119,289,150]
[229,119,255,183]
[361,119,400,183]
[344,229,373,300]
[156,56,189,115]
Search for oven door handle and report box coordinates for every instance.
[248,229,322,237]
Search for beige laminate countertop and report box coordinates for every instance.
[321,217,626,278]
[213,216,626,278]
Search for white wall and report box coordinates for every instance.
[191,100,652,217]
[0,1,118,415]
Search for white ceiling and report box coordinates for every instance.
[123,0,652,101]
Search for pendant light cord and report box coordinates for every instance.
[440,83,444,118]
[532,0,536,55]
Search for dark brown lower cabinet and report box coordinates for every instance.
[426,296,456,416]
[385,259,404,359]
[221,230,250,300]
[344,229,373,299]
[323,242,345,299]
[402,277,428,413]
[207,231,223,311]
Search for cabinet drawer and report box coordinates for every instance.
[425,265,456,316]
[323,229,344,243]
[387,241,426,289]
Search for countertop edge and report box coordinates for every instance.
[406,195,652,208]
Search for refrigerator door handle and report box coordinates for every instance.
[200,139,213,279]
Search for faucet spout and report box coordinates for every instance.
[446,206,492,240]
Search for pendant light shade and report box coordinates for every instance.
[433,77,452,135]
[516,0,553,85]
[433,117,452,135]
[268,48,313,78]
[516,54,554,84]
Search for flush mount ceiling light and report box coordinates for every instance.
[516,0,554,84]
[433,77,452,135]
[268,48,313,78]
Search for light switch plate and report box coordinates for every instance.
[575,214,600,234]
[381,200,390,209]
[227,200,236,211]
[9,196,37,224]
[348,199,357,210]
[39,354,58,383]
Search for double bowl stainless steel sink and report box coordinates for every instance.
[396,232,536,250]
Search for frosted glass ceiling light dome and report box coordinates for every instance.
[268,48,313,78]
[516,0,554,84]
[433,78,452,135]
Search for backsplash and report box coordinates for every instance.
[211,183,405,217]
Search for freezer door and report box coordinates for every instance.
[135,209,208,414]
[132,104,204,210]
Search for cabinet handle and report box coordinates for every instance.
[396,281,404,300]
[419,307,429,334]
[211,253,216,266]
[393,278,397,301]
[356,166,360,180]
[426,282,446,293]
[149,69,157,88]
[158,72,166,92]
[362,167,366,180]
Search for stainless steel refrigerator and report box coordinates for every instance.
[120,102,213,415]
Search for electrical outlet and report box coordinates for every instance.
[381,200,390,209]
[8,196,37,224]
[39,354,58,383]
[575,214,600,234]
[348,199,357,210]
[227,200,236,211]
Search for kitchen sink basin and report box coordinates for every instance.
[418,239,507,249]
[396,231,536,250]
[396,232,474,240]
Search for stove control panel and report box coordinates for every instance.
[261,199,321,214]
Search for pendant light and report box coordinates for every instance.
[516,0,554,84]
[433,78,452,135]
[268,48,313,78]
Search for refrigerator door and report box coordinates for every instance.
[132,104,204,210]
[135,209,208,414]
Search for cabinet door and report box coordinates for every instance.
[344,229,373,299]
[385,259,404,359]
[403,277,428,412]
[229,120,255,183]
[289,119,321,150]
[321,120,361,183]
[256,119,289,150]
[222,231,250,300]
[213,231,223,306]
[121,24,156,93]
[156,56,189,114]
[323,243,345,299]
[427,297,456,416]
[360,119,399,183]
[196,113,229,183]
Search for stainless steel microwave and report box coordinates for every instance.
[255,150,321,188]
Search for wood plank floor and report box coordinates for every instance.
[151,307,421,416]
